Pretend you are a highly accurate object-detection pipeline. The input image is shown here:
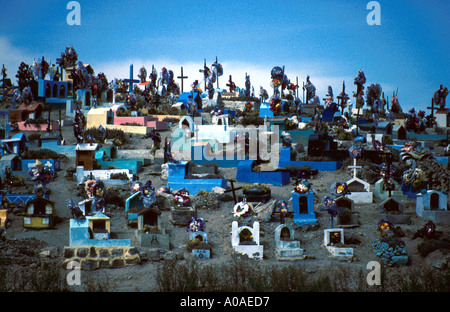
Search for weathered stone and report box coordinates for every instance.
[98,259,110,268]
[64,248,75,259]
[99,249,110,258]
[81,259,98,271]
[111,259,125,268]
[111,248,124,257]
[76,248,88,258]
[89,247,98,258]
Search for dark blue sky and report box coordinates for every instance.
[1,0,449,112]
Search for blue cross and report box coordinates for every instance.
[122,64,140,93]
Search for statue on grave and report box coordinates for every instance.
[303,75,316,104]
[323,86,335,111]
[354,69,366,96]
[149,66,158,93]
[313,107,322,132]
[281,131,293,148]
[21,86,33,105]
[259,87,269,103]
[48,64,59,81]
[269,94,282,115]
[31,59,40,80]
[433,84,448,109]
[295,97,303,118]
[126,92,137,111]
[390,90,402,113]
[138,66,147,83]
[244,73,251,97]
[404,108,424,133]
[270,66,284,96]
[16,62,34,92]
[159,67,179,96]
[366,83,382,113]
[72,61,92,90]
[39,57,49,80]
[56,45,78,69]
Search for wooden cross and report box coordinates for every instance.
[177,66,188,93]
[427,98,436,118]
[225,179,242,204]
[122,64,140,93]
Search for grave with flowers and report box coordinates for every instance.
[231,220,264,260]
[371,220,409,266]
[186,216,211,260]
[291,179,318,226]
[345,145,373,204]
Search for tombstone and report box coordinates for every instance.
[23,197,56,229]
[231,221,263,259]
[323,228,353,259]
[374,178,407,202]
[416,190,450,225]
[88,212,111,240]
[378,197,411,224]
[135,207,170,249]
[292,191,317,226]
[345,157,373,204]
[334,197,359,228]
[274,224,304,260]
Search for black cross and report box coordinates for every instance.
[427,98,436,118]
[177,66,188,93]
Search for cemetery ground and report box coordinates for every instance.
[1,125,449,292]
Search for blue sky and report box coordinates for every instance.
[1,0,449,112]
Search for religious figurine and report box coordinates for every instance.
[126,92,137,111]
[281,131,293,148]
[433,84,448,109]
[313,107,322,132]
[303,75,316,104]
[259,87,269,103]
[390,90,402,113]
[269,94,282,115]
[138,66,147,83]
[244,73,251,97]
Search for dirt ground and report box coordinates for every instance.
[1,121,450,292]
